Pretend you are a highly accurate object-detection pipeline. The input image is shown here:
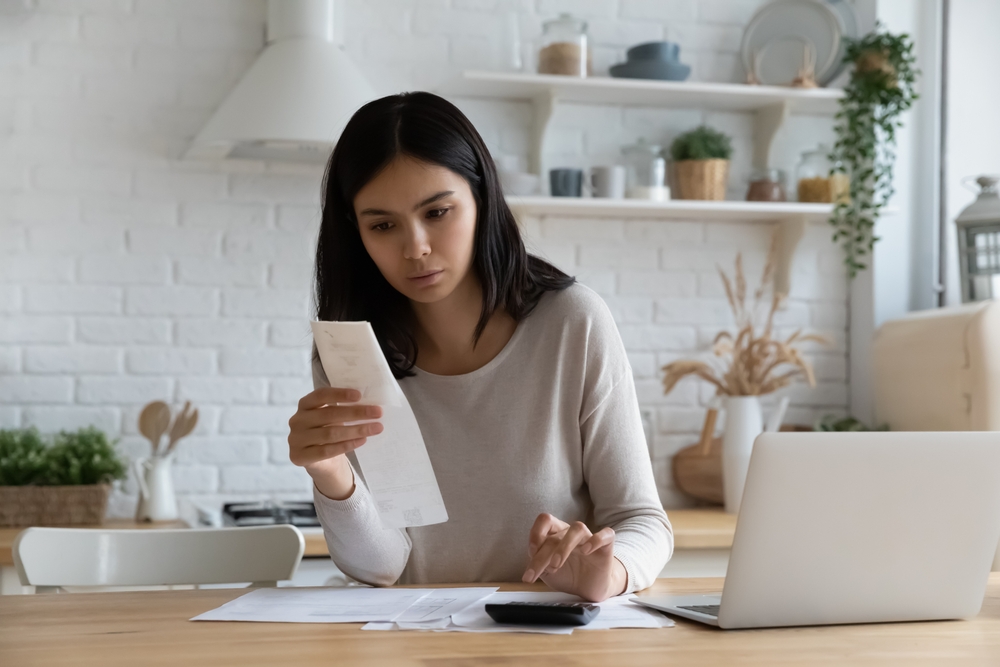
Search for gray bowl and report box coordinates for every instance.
[610,59,691,81]
[626,41,681,62]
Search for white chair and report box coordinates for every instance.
[12,525,305,594]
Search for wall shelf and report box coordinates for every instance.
[444,70,844,183]
[443,72,848,297]
[446,70,844,114]
[505,196,833,222]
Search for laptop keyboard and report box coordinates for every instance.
[678,604,720,617]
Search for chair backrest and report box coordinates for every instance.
[12,525,304,591]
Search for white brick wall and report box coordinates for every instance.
[0,0,850,515]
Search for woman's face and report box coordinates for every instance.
[354,155,478,304]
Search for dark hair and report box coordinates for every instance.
[315,92,575,379]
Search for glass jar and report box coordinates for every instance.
[621,138,668,200]
[746,167,787,202]
[795,145,832,202]
[538,13,591,77]
[795,144,849,203]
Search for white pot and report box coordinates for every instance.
[721,396,764,514]
[133,453,178,522]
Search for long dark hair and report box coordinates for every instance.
[315,92,574,379]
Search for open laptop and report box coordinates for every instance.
[634,431,1000,629]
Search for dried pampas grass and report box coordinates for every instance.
[662,235,829,397]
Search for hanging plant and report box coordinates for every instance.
[829,23,919,277]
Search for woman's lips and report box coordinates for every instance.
[407,269,443,287]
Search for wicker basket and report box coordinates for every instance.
[0,484,111,526]
[672,158,730,200]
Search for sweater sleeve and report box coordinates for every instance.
[310,351,412,586]
[578,306,674,594]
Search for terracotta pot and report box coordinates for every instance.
[0,484,110,526]
[672,158,729,200]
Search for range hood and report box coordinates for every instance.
[185,0,376,163]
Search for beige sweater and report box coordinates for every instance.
[312,283,673,593]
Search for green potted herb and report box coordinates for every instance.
[829,23,919,277]
[669,125,733,201]
[0,426,127,526]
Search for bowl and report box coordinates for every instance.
[609,59,691,81]
[626,41,680,63]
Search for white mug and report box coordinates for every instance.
[590,165,626,199]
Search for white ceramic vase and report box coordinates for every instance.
[133,453,178,522]
[721,395,764,514]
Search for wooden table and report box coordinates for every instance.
[3,575,999,666]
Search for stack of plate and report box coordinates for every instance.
[741,0,859,87]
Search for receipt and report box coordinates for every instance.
[311,321,448,529]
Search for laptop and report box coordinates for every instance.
[634,431,1000,629]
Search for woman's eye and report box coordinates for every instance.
[371,222,392,232]
[427,207,450,219]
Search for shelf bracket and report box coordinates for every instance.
[752,102,790,170]
[529,91,557,192]
[773,216,806,298]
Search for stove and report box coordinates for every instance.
[200,500,321,528]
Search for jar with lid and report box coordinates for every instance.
[621,138,669,201]
[538,13,591,77]
[746,167,787,202]
[795,144,849,203]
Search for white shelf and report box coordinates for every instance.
[505,196,834,222]
[446,71,844,115]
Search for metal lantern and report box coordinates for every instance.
[956,176,1000,302]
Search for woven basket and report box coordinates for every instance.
[0,484,111,526]
[672,158,730,200]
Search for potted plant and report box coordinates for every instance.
[669,125,733,200]
[661,239,827,512]
[829,23,919,277]
[0,426,127,526]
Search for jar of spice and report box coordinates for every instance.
[622,138,668,200]
[795,145,832,202]
[538,13,591,77]
[746,167,787,202]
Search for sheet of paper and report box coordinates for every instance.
[190,587,434,623]
[311,320,448,529]
[393,587,498,622]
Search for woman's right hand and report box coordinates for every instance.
[287,387,383,500]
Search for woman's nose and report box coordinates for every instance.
[402,223,431,259]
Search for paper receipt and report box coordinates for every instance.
[310,321,448,529]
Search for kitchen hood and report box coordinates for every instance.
[185,0,376,163]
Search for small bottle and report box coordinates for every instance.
[538,13,591,77]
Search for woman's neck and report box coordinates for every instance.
[411,274,516,376]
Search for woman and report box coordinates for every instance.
[288,92,672,602]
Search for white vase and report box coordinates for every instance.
[721,396,764,514]
[133,453,178,522]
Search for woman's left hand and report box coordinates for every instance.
[521,513,627,602]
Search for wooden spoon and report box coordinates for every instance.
[138,401,171,457]
[165,401,199,456]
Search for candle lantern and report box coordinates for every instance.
[956,176,1000,302]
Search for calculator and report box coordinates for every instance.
[484,601,601,626]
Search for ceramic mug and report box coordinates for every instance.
[549,168,584,197]
[590,165,626,199]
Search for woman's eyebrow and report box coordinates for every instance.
[358,190,455,217]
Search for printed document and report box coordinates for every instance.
[190,587,436,623]
[311,321,448,529]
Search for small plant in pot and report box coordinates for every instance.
[669,125,733,201]
[0,426,127,526]
[829,23,919,277]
